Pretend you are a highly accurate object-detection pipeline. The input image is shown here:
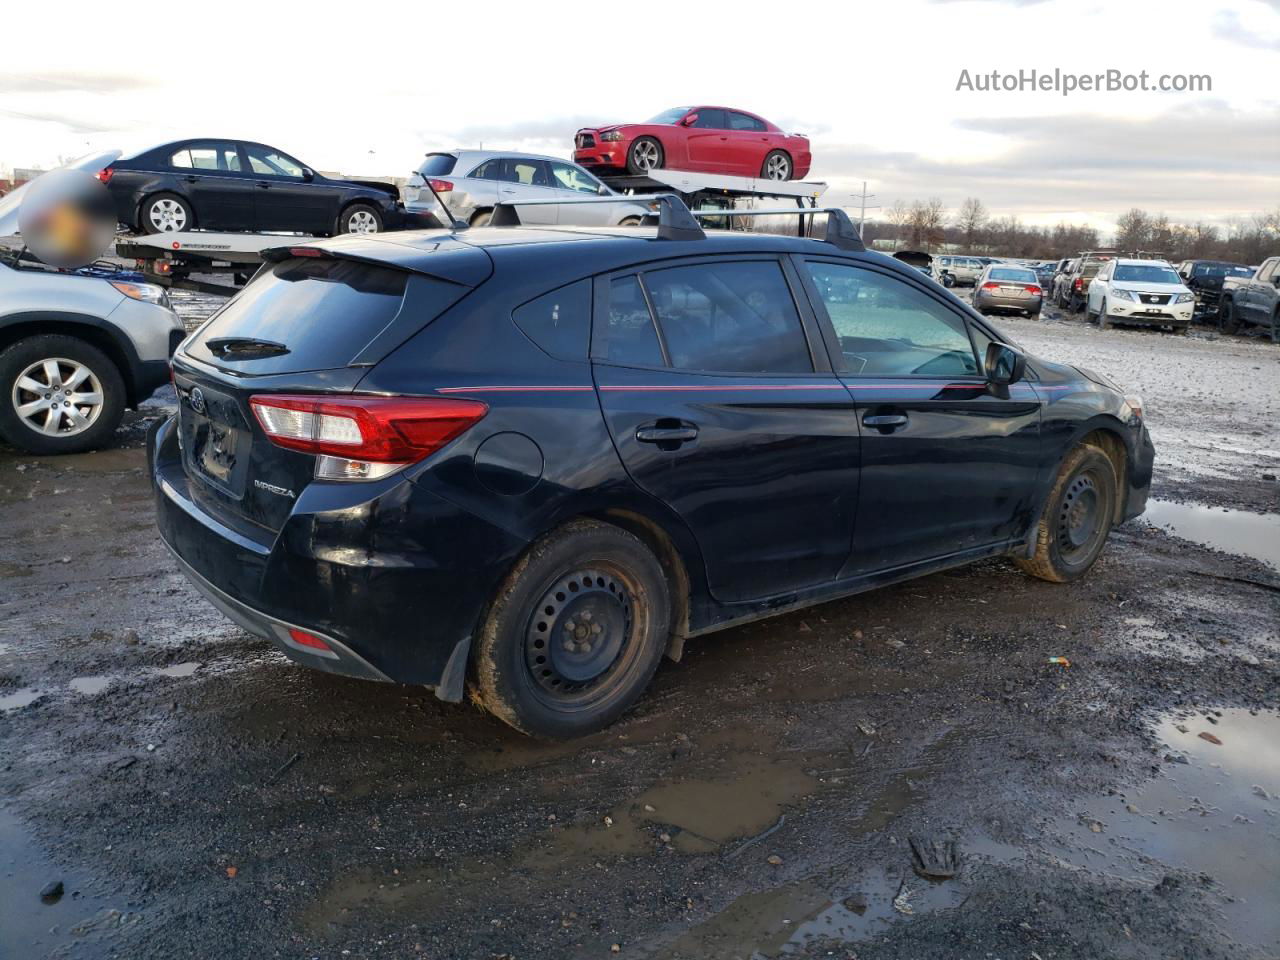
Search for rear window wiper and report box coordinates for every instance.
[205,337,290,360]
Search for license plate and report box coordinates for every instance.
[999,286,1020,294]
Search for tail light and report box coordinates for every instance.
[96,167,114,184]
[1074,278,1084,291]
[981,282,1000,291]
[249,394,488,481]
[427,179,453,193]
[1025,285,1042,295]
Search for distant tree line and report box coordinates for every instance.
[865,196,1280,265]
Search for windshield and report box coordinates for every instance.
[989,268,1037,283]
[1191,263,1252,278]
[1114,264,1181,284]
[646,106,692,125]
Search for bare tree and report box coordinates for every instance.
[907,198,947,251]
[1114,208,1151,253]
[884,200,910,249]
[955,197,987,252]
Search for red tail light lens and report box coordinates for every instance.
[427,179,454,193]
[249,395,488,463]
[1025,285,1042,295]
[288,628,331,652]
[96,167,114,184]
[1074,278,1083,290]
[981,282,1000,290]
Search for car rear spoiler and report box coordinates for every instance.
[490,194,865,252]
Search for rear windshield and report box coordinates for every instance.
[989,268,1036,283]
[417,153,458,177]
[1114,264,1180,284]
[188,257,408,374]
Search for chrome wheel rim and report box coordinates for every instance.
[12,357,104,438]
[632,141,659,171]
[346,210,378,233]
[765,154,790,180]
[148,198,187,232]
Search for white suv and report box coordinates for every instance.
[1085,259,1195,333]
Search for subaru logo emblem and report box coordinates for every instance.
[189,387,206,415]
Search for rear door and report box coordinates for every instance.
[726,111,772,177]
[592,256,860,603]
[494,158,559,225]
[164,141,254,230]
[797,258,1042,575]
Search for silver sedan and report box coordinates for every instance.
[973,264,1044,318]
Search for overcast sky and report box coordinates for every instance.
[2,0,1276,234]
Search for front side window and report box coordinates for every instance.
[245,146,305,178]
[1259,259,1279,282]
[690,108,728,129]
[602,275,664,367]
[804,261,979,377]
[549,162,601,194]
[643,261,811,373]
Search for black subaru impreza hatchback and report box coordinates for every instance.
[151,202,1153,738]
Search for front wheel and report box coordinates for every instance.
[1098,300,1109,329]
[1015,444,1117,583]
[1218,298,1240,335]
[339,203,382,234]
[1271,308,1280,344]
[470,520,671,739]
[626,137,664,176]
[0,335,126,455]
[761,150,793,181]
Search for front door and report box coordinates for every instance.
[683,109,731,173]
[592,257,860,603]
[242,144,329,235]
[797,258,1042,575]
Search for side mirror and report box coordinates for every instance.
[301,167,315,182]
[682,114,698,126]
[985,342,1026,387]
[598,184,611,196]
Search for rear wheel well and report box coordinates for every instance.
[0,320,137,404]
[587,509,691,660]
[1079,428,1127,523]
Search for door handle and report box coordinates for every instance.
[863,413,908,429]
[256,181,271,189]
[501,188,516,194]
[636,424,698,444]
[183,175,198,183]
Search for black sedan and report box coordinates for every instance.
[100,139,409,236]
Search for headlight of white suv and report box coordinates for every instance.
[1174,292,1194,303]
[1111,289,1138,301]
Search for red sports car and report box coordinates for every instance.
[574,106,812,182]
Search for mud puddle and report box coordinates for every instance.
[1057,708,1280,951]
[1141,499,1280,569]
[0,806,134,956]
[0,687,44,711]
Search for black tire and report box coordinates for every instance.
[618,216,643,227]
[761,149,793,181]
[0,335,126,455]
[1028,310,1041,321]
[1098,300,1109,329]
[139,192,194,234]
[626,137,664,176]
[1271,308,1280,344]
[469,210,493,227]
[1015,444,1117,583]
[338,203,382,235]
[1218,298,1240,335]
[470,519,671,738]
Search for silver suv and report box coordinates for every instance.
[932,255,984,287]
[0,158,184,454]
[405,151,650,227]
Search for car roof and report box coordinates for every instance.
[443,149,577,165]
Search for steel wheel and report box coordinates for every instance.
[11,357,105,438]
[631,140,660,171]
[147,197,188,232]
[764,152,791,180]
[524,568,635,704]
[1055,470,1106,566]
[347,209,379,233]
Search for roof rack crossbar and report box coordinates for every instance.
[689,207,865,252]
[491,194,704,242]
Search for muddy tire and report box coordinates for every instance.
[469,210,493,227]
[1015,444,1118,583]
[0,335,125,455]
[1098,301,1109,330]
[1218,298,1240,335]
[470,519,671,739]
[1271,307,1279,344]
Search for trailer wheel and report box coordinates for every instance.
[141,193,194,234]
[339,204,382,235]
[762,150,793,181]
[470,210,493,227]
[626,138,664,176]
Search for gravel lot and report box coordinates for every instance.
[1,286,1277,960]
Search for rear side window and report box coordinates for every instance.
[513,280,591,360]
[602,276,664,367]
[498,159,550,187]
[418,154,458,177]
[727,111,766,131]
[188,257,409,374]
[643,261,812,374]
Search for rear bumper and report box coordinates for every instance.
[976,292,1042,312]
[148,416,528,698]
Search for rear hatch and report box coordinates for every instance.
[405,153,459,204]
[172,237,489,535]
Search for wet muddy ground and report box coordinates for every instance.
[1,288,1277,960]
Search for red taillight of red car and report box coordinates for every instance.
[249,394,488,464]
[96,167,114,184]
[427,179,454,193]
